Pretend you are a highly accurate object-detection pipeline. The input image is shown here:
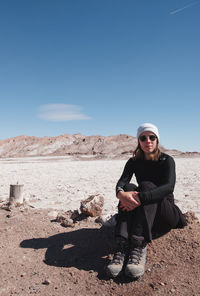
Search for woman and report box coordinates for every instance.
[107,123,187,279]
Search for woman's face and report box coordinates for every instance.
[138,131,158,156]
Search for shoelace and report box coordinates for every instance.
[112,251,124,264]
[128,247,143,265]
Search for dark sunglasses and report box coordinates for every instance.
[139,135,157,142]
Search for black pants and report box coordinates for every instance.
[115,182,187,243]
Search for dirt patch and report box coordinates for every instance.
[0,207,199,296]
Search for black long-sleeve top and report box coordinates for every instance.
[116,152,176,204]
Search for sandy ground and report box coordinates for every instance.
[0,156,200,220]
[0,156,200,296]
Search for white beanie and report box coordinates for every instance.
[137,123,160,141]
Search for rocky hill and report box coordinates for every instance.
[0,133,198,158]
[0,134,138,158]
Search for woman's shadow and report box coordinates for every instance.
[20,225,115,279]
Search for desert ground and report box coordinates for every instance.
[0,156,200,219]
[0,156,200,296]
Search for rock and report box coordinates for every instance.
[61,218,74,228]
[55,209,90,227]
[20,272,27,277]
[0,203,12,211]
[42,279,51,285]
[95,214,117,227]
[56,211,75,227]
[70,210,80,220]
[80,194,104,217]
[159,282,165,286]
[48,210,58,219]
[184,211,199,224]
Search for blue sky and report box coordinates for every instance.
[0,0,200,152]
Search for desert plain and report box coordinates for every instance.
[0,156,200,220]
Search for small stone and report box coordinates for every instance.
[56,213,74,227]
[42,279,51,285]
[20,272,27,277]
[48,210,58,219]
[96,214,117,227]
[159,282,165,286]
[61,219,74,228]
[70,210,80,220]
[149,283,155,289]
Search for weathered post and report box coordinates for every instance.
[9,184,24,204]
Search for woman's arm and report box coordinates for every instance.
[115,158,135,196]
[115,158,141,211]
[139,155,176,204]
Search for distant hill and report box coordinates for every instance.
[0,134,198,158]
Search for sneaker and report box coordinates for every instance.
[107,238,128,278]
[125,243,147,279]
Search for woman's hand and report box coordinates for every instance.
[117,191,141,212]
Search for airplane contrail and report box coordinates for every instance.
[170,1,200,15]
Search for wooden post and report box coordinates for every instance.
[9,184,24,204]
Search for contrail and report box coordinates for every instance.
[170,1,200,15]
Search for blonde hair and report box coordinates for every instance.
[133,141,161,161]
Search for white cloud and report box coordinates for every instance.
[38,104,91,121]
[170,1,199,15]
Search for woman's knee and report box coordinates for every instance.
[124,183,138,192]
[138,181,157,191]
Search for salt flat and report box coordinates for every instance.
[0,156,199,220]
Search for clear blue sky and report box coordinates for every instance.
[0,0,200,152]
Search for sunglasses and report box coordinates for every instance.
[139,135,157,142]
